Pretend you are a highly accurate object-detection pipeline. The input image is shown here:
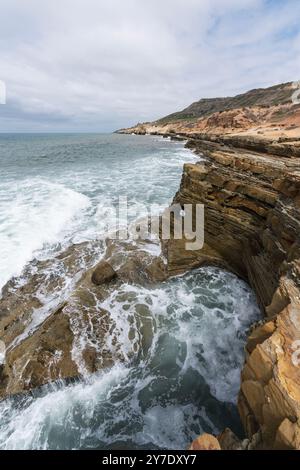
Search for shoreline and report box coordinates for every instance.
[1,131,300,449]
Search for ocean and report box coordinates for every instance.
[0,133,260,449]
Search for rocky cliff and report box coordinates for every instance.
[118,82,300,449]
[166,133,300,449]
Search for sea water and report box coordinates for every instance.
[0,133,260,449]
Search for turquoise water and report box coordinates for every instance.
[0,134,260,449]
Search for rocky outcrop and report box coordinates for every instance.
[0,236,167,398]
[189,428,262,450]
[91,260,117,285]
[167,134,300,449]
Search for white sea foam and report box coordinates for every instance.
[136,404,217,450]
[0,138,198,291]
[95,268,260,404]
[0,364,129,450]
[0,135,259,450]
[0,178,91,290]
[0,267,259,450]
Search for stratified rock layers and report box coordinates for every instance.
[169,135,300,449]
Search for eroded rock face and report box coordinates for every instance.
[0,237,166,398]
[189,428,262,450]
[117,81,300,142]
[169,134,300,449]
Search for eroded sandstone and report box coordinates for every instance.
[166,134,300,449]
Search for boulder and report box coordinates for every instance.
[189,434,221,450]
[91,260,117,285]
[218,428,245,450]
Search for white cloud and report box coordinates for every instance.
[0,0,300,131]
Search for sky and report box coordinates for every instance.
[0,0,300,132]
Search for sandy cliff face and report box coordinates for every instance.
[167,134,300,449]
[117,103,300,140]
[117,82,300,140]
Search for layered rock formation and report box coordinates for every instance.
[165,133,300,449]
[1,136,300,449]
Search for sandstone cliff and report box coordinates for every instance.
[118,83,300,449]
[165,133,300,449]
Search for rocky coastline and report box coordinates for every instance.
[1,129,300,449]
[1,81,300,449]
[135,128,300,449]
[118,104,300,449]
[166,131,300,449]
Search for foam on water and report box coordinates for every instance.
[0,135,199,290]
[0,134,259,450]
[0,267,260,450]
[0,364,129,450]
[0,178,91,289]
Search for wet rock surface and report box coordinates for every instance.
[0,236,167,399]
[91,260,117,285]
[189,433,221,450]
[170,134,300,449]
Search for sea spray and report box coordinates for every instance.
[0,134,259,450]
[0,267,259,450]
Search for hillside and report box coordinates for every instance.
[117,81,300,139]
[158,82,294,123]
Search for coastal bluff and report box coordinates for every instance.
[163,132,300,449]
[117,81,300,449]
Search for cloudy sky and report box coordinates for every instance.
[0,0,300,132]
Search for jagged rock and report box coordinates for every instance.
[189,434,221,450]
[91,260,117,285]
[167,134,300,449]
[274,418,300,449]
[217,428,245,450]
[0,236,165,398]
